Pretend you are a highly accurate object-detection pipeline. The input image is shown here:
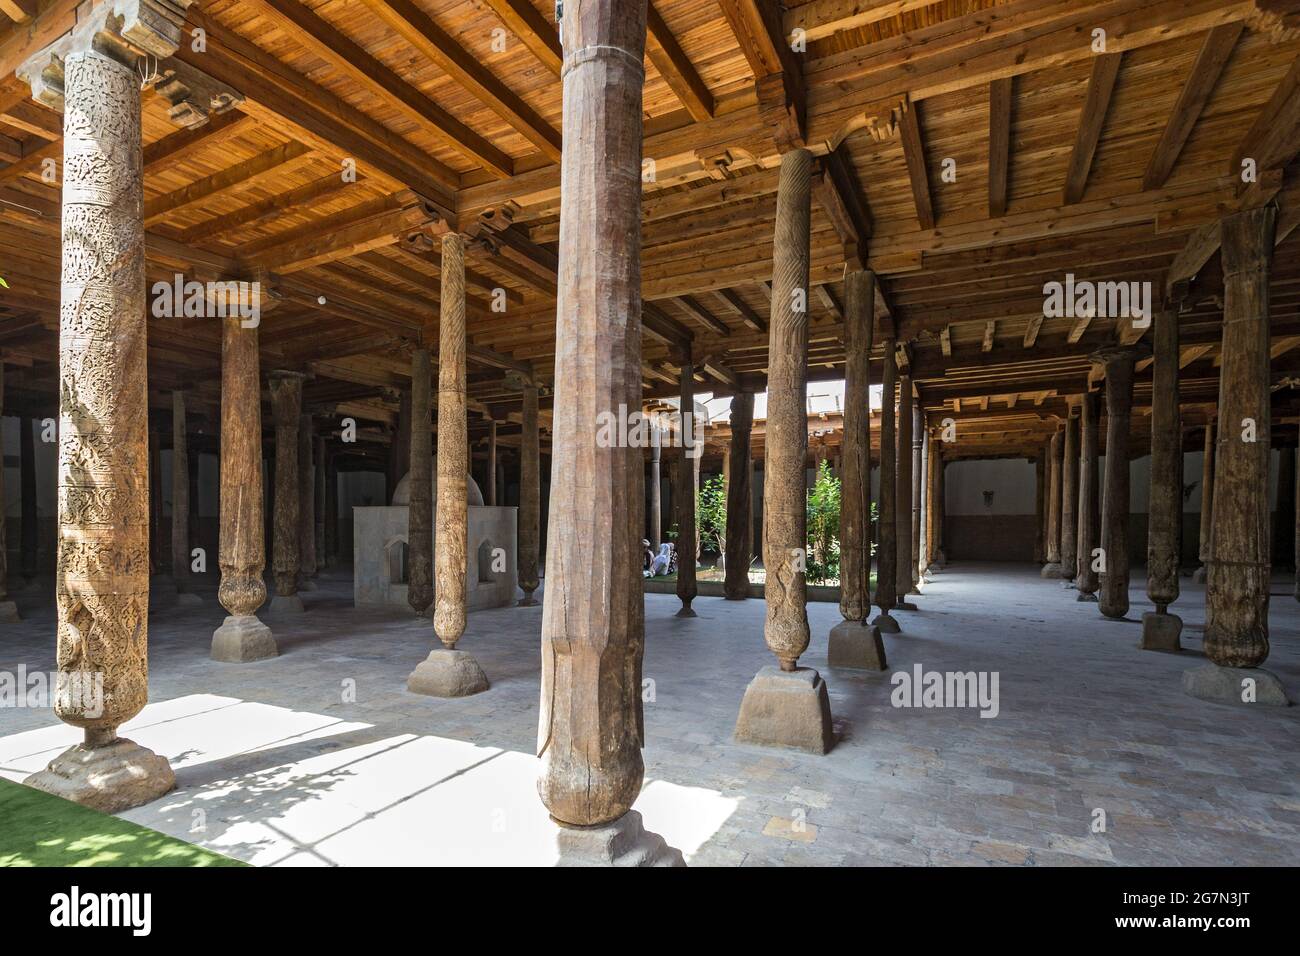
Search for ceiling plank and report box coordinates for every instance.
[143,110,258,174]
[143,141,313,226]
[1231,51,1300,176]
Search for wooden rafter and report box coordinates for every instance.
[1062,53,1123,205]
[988,77,1012,219]
[898,98,934,230]
[647,2,714,121]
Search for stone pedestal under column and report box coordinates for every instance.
[1182,665,1290,706]
[734,666,834,754]
[211,614,278,663]
[1139,611,1182,653]
[554,810,684,866]
[828,620,886,670]
[25,734,175,814]
[407,647,489,698]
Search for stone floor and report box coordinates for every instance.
[1,563,1298,866]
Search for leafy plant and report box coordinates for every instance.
[805,460,841,584]
[696,474,726,557]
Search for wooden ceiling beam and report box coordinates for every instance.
[478,0,562,76]
[142,140,314,226]
[359,0,562,162]
[143,110,258,175]
[785,0,941,43]
[988,76,1012,218]
[646,1,714,121]
[1062,52,1123,205]
[898,98,934,230]
[717,0,806,149]
[175,172,359,245]
[714,287,767,334]
[813,145,871,269]
[1231,50,1300,176]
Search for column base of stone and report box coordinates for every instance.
[0,600,19,623]
[734,666,834,754]
[1040,563,1063,578]
[554,810,685,866]
[1139,611,1182,652]
[1061,577,1076,589]
[517,592,539,608]
[24,735,175,814]
[895,598,919,611]
[828,621,887,670]
[211,615,278,663]
[1076,591,1098,603]
[175,590,203,607]
[1182,664,1291,707]
[299,577,318,592]
[1192,566,1208,584]
[268,594,305,615]
[407,647,489,697]
[871,611,901,634]
[674,604,697,618]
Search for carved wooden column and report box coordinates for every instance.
[895,371,915,605]
[537,1,681,865]
[1092,346,1143,619]
[409,232,488,697]
[675,351,698,616]
[1190,206,1288,704]
[407,347,433,615]
[1193,419,1215,583]
[648,438,662,549]
[724,392,754,600]
[1076,390,1101,602]
[170,390,199,605]
[873,338,900,633]
[1042,427,1064,576]
[735,146,833,755]
[296,413,317,590]
[1059,406,1080,586]
[268,371,305,614]
[518,380,540,606]
[211,314,276,661]
[1143,307,1183,651]
[486,420,498,506]
[21,415,38,583]
[20,4,200,810]
[0,364,15,621]
[828,268,885,669]
[910,403,923,593]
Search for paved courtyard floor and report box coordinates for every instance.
[1,563,1298,866]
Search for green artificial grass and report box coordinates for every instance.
[0,777,245,867]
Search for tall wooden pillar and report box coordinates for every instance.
[314,437,326,572]
[1092,346,1142,619]
[21,415,37,582]
[518,380,540,606]
[828,269,885,669]
[724,392,754,600]
[917,423,929,584]
[407,347,433,615]
[1060,406,1080,583]
[873,338,900,632]
[1042,427,1064,576]
[537,2,672,858]
[675,352,698,617]
[486,420,498,506]
[171,390,198,603]
[1203,206,1276,673]
[211,314,276,661]
[297,413,317,589]
[895,373,914,604]
[1076,390,1101,601]
[1193,419,1215,583]
[388,387,411,504]
[648,438,662,548]
[21,4,195,809]
[324,444,338,568]
[735,146,833,756]
[409,232,488,698]
[1033,449,1046,564]
[1143,307,1183,650]
[0,365,14,621]
[910,403,923,593]
[268,371,304,613]
[934,452,947,565]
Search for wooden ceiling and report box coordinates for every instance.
[1,0,1299,466]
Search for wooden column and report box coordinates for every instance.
[1076,390,1101,601]
[724,392,754,600]
[314,437,326,572]
[895,373,914,603]
[537,0,653,835]
[1143,306,1183,649]
[518,380,540,606]
[407,347,433,615]
[1092,346,1142,619]
[211,314,276,661]
[1194,419,1215,583]
[1275,441,1295,570]
[0,365,14,621]
[1204,207,1275,670]
[933,452,947,566]
[268,372,304,612]
[21,7,190,808]
[324,445,338,568]
[923,428,937,571]
[648,438,662,549]
[171,390,197,601]
[1060,406,1080,583]
[1042,428,1064,575]
[675,351,698,616]
[917,423,929,584]
[837,270,873,625]
[486,420,498,506]
[1033,449,1046,564]
[910,404,923,593]
[388,387,411,504]
[21,415,37,582]
[297,413,316,589]
[874,338,900,631]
